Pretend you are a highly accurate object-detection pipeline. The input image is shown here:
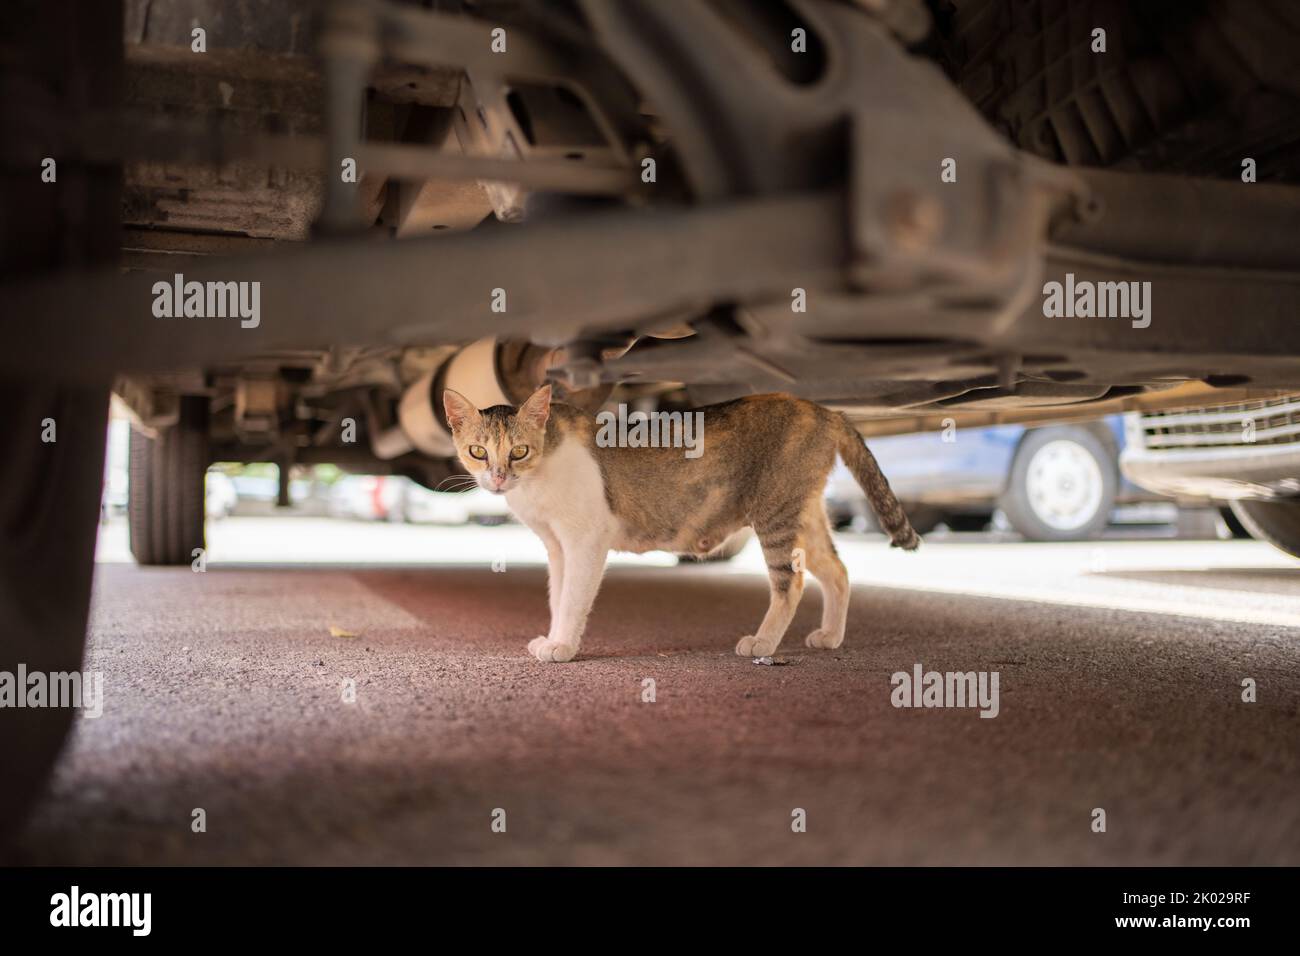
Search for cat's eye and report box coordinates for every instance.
[509,445,529,461]
[468,445,488,460]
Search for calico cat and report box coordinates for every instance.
[443,386,918,662]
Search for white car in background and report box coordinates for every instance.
[399,480,513,526]
[1121,399,1300,558]
[328,476,512,526]
[205,472,238,520]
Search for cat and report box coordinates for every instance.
[443,385,919,662]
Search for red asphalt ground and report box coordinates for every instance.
[12,562,1300,865]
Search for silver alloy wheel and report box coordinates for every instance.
[1024,439,1106,532]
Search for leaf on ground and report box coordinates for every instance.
[329,625,359,639]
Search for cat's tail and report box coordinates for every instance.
[834,414,920,551]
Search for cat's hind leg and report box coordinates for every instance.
[802,512,850,649]
[735,523,807,657]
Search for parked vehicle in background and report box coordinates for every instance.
[227,474,314,514]
[100,419,130,522]
[1121,399,1300,558]
[399,480,513,526]
[327,475,513,525]
[828,416,1161,542]
[205,472,238,520]
[327,475,406,522]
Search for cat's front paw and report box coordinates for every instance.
[735,635,777,657]
[805,628,844,650]
[528,636,578,663]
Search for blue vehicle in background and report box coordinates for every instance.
[827,416,1158,542]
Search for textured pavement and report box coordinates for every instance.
[12,529,1300,865]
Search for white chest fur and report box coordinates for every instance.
[506,436,617,541]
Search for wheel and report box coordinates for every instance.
[0,383,108,848]
[903,506,944,536]
[847,512,878,534]
[1229,499,1300,559]
[1000,427,1117,542]
[942,512,991,533]
[1219,506,1253,540]
[1,0,120,848]
[128,396,210,566]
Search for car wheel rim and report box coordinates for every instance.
[1024,439,1105,531]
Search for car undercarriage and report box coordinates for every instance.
[2,0,1299,554]
[7,1,1300,442]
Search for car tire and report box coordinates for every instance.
[1,0,122,850]
[1228,499,1300,559]
[1000,426,1117,542]
[128,396,210,566]
[942,512,991,533]
[902,506,943,536]
[0,383,108,849]
[1219,506,1253,540]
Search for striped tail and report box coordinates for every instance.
[835,414,920,550]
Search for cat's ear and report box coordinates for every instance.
[442,389,480,432]
[517,384,552,430]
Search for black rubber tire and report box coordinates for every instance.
[0,384,108,850]
[943,512,992,533]
[1219,506,1252,540]
[1000,426,1117,542]
[902,506,944,536]
[1,0,121,851]
[828,512,856,532]
[128,396,210,566]
[1229,499,1300,559]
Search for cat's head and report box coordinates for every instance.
[442,384,551,494]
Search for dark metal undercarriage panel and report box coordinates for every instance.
[5,0,1300,444]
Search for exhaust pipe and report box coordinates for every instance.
[375,338,616,461]
[396,338,511,458]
